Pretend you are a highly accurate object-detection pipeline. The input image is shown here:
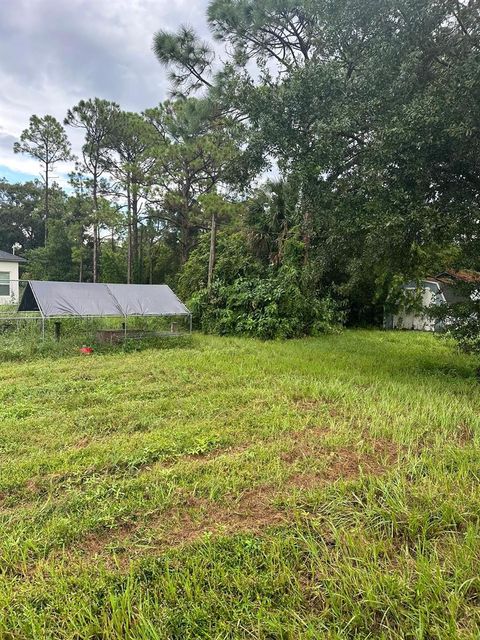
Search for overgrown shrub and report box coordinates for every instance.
[181,227,345,339]
[178,231,260,301]
[190,267,344,339]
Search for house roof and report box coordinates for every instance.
[18,281,190,318]
[0,249,26,263]
[432,270,480,285]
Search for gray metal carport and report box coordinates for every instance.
[17,281,191,338]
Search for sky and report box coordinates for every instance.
[0,0,211,186]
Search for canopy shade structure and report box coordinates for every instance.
[18,281,190,318]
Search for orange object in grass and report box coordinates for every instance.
[79,346,94,355]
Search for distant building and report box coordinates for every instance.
[385,270,480,332]
[0,250,26,304]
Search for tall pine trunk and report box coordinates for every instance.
[139,224,144,282]
[149,237,153,284]
[92,223,99,283]
[92,173,99,283]
[207,211,216,290]
[44,163,49,245]
[132,183,139,282]
[127,180,132,284]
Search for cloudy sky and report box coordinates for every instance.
[0,0,210,185]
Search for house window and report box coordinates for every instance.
[0,272,10,297]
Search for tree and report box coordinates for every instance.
[0,179,45,253]
[26,219,75,282]
[13,115,72,244]
[246,179,300,266]
[65,99,121,282]
[103,111,157,282]
[144,98,242,265]
[197,192,242,289]
[152,26,214,96]
[154,0,480,323]
[66,189,91,283]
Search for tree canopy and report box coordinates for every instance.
[3,0,479,337]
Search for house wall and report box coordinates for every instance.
[0,261,20,305]
[391,281,444,332]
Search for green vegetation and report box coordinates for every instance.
[1,331,480,638]
[3,0,479,340]
[0,315,192,362]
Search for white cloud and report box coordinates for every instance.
[0,0,210,180]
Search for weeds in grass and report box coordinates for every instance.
[0,331,479,638]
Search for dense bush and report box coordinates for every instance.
[434,301,480,354]
[190,268,344,339]
[178,232,260,301]
[181,228,345,339]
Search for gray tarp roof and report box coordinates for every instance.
[18,281,190,318]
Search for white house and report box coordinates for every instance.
[385,270,480,332]
[0,250,26,305]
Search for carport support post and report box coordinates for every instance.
[54,321,61,342]
[189,314,192,334]
[41,315,45,340]
[123,316,127,341]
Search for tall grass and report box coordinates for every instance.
[0,330,479,638]
[0,314,192,361]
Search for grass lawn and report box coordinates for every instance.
[1,330,480,639]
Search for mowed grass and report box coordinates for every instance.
[1,330,480,639]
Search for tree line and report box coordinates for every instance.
[3,98,242,286]
[1,0,479,337]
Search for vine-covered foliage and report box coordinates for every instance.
[181,230,344,339]
[190,274,343,339]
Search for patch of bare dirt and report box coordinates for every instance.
[77,485,286,565]
[73,434,400,567]
[73,436,91,450]
[159,487,287,551]
[288,439,399,489]
[292,397,341,417]
[456,422,475,446]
